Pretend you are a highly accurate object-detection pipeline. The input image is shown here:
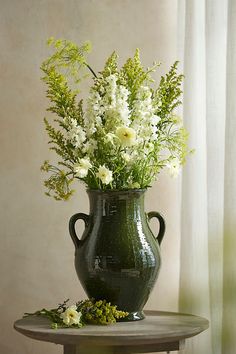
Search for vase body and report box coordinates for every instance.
[69,189,165,321]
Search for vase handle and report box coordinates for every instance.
[147,211,166,245]
[69,213,89,248]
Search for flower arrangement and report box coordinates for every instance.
[24,299,128,329]
[41,38,189,200]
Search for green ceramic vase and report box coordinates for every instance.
[69,189,165,321]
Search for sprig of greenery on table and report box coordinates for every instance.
[24,299,129,329]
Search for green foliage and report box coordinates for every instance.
[154,61,184,120]
[100,51,118,77]
[120,49,160,105]
[24,298,128,329]
[42,37,92,83]
[44,119,70,160]
[24,299,71,328]
[40,38,92,200]
[41,161,74,200]
[40,38,190,200]
[42,66,82,124]
[77,299,128,325]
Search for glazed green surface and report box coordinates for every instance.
[69,190,165,321]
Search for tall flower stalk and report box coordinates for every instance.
[41,38,189,200]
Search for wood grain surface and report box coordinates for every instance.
[14,310,209,350]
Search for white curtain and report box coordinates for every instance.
[178,0,236,353]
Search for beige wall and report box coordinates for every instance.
[0,1,179,353]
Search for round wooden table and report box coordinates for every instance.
[14,310,209,354]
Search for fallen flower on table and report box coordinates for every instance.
[24,299,129,329]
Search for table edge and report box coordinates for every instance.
[14,310,209,346]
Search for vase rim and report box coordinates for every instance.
[86,188,147,195]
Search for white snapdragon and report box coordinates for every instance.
[74,159,92,178]
[84,90,103,136]
[60,305,82,326]
[82,139,98,156]
[149,115,161,141]
[67,119,86,148]
[103,75,131,127]
[115,85,130,125]
[116,126,136,147]
[151,115,161,125]
[96,165,113,185]
[131,86,160,145]
[166,157,181,178]
[84,74,131,139]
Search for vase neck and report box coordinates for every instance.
[87,190,146,217]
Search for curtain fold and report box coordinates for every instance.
[206,1,227,353]
[222,1,236,353]
[177,0,234,353]
[178,1,212,353]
